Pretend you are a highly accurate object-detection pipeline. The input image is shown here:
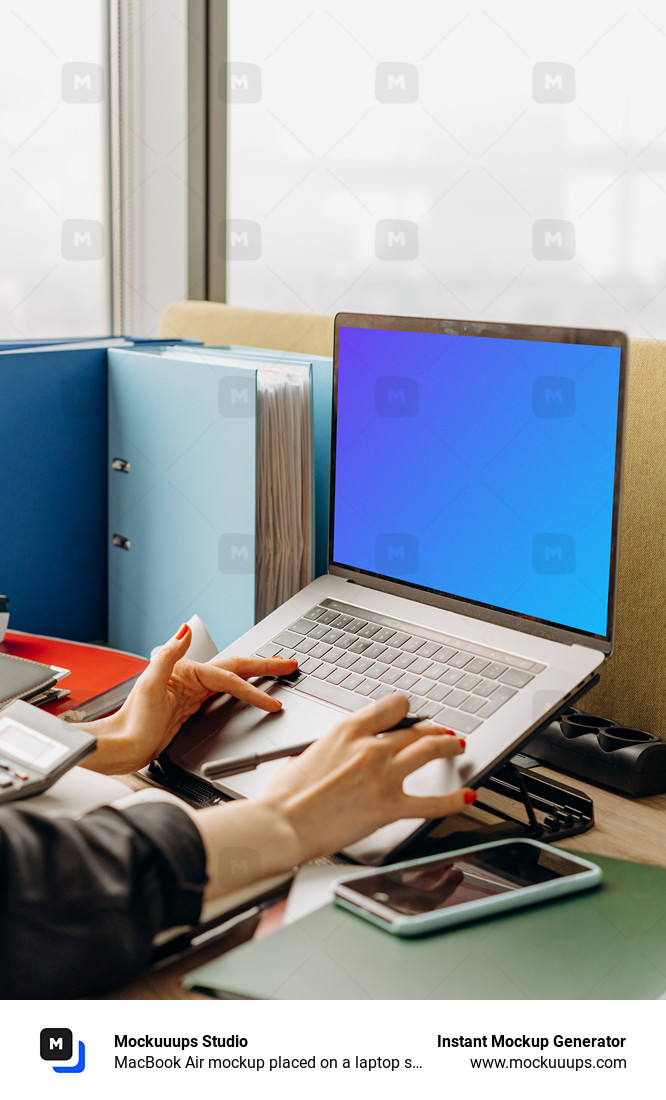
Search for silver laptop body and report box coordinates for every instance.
[167,314,627,864]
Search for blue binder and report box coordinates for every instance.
[1,343,109,640]
[1,338,198,642]
[4,339,332,654]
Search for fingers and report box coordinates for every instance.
[346,692,410,737]
[393,727,465,778]
[215,656,299,680]
[142,623,192,689]
[197,663,286,712]
[399,787,477,820]
[377,717,457,752]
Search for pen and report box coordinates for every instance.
[202,740,314,780]
[201,716,423,781]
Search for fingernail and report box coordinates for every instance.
[175,623,189,640]
[463,790,477,805]
[457,738,466,749]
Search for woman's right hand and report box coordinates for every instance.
[258,691,476,865]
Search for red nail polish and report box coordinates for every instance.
[463,790,477,805]
[457,738,466,749]
[175,623,188,640]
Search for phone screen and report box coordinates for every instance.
[343,843,589,917]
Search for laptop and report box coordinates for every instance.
[165,313,627,864]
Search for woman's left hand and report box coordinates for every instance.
[81,624,297,774]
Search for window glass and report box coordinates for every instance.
[0,2,109,338]
[227,0,666,336]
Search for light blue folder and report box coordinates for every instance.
[108,349,257,656]
[107,346,333,657]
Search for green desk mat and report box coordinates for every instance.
[184,854,666,1000]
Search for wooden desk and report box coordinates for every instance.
[4,632,665,998]
[110,767,666,1000]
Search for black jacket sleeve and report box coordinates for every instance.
[0,800,207,999]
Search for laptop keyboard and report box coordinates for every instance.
[254,599,545,737]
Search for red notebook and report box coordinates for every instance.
[0,632,148,716]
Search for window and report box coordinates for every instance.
[0,1,110,337]
[226,0,666,336]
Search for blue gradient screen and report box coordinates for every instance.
[332,326,622,638]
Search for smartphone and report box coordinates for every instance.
[334,839,602,936]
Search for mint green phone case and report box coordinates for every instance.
[334,838,603,936]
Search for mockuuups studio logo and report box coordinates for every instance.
[40,1028,86,1074]
[532,219,575,260]
[61,220,104,260]
[375,220,418,260]
[376,533,419,575]
[222,219,262,260]
[532,533,576,575]
[61,62,104,103]
[375,62,419,103]
[219,533,254,574]
[532,376,575,418]
[376,376,419,417]
[219,847,262,880]
[219,62,262,103]
[219,376,256,417]
[532,62,575,103]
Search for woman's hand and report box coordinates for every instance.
[81,623,297,774]
[176,691,476,901]
[258,691,474,865]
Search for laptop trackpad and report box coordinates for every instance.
[167,682,337,794]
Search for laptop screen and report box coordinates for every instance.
[330,316,625,644]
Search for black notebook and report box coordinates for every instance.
[0,652,68,706]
